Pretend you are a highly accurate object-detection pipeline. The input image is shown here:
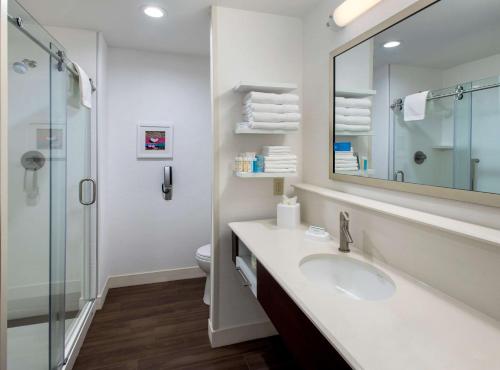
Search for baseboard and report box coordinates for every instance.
[96,266,205,309]
[208,318,277,348]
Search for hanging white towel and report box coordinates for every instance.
[72,62,92,109]
[404,91,429,122]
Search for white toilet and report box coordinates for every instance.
[195,244,211,305]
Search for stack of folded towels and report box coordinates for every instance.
[335,97,372,133]
[239,92,301,131]
[335,146,359,172]
[263,146,297,173]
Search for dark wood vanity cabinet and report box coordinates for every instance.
[231,231,351,370]
[257,261,351,370]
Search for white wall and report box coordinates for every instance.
[301,0,500,321]
[103,48,211,291]
[211,6,303,339]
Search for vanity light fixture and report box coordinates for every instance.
[383,41,401,48]
[143,5,165,18]
[332,0,383,28]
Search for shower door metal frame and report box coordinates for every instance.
[0,0,9,369]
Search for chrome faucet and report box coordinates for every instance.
[339,211,353,253]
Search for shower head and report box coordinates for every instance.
[12,59,37,74]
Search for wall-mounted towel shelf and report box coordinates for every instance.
[336,132,374,137]
[336,88,376,98]
[235,126,299,135]
[234,81,298,93]
[234,172,296,178]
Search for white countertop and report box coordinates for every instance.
[229,219,500,370]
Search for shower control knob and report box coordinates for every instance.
[414,151,427,165]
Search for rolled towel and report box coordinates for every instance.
[335,107,371,117]
[335,97,372,109]
[264,155,297,161]
[335,115,371,125]
[245,103,299,114]
[244,112,301,123]
[251,122,299,130]
[336,124,370,132]
[246,92,299,105]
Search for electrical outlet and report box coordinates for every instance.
[273,178,284,196]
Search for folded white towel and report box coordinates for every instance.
[72,61,92,109]
[264,155,297,161]
[336,163,359,169]
[245,103,299,114]
[244,112,301,123]
[404,91,429,122]
[336,124,370,132]
[335,97,372,109]
[336,167,359,172]
[264,168,296,173]
[334,151,355,157]
[265,163,297,170]
[335,158,358,164]
[335,115,371,125]
[246,92,299,105]
[335,107,371,117]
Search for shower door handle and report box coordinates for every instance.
[79,178,96,205]
[470,158,480,191]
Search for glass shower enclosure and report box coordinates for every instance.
[6,2,97,369]
[392,76,500,195]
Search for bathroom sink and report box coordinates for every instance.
[299,254,396,301]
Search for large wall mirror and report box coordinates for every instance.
[331,0,500,206]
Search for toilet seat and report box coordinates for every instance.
[196,244,211,261]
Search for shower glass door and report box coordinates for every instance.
[7,1,97,369]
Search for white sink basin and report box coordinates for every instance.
[299,254,396,301]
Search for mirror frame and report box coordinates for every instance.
[329,0,500,208]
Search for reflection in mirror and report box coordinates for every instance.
[333,0,500,195]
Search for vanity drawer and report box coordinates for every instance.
[257,261,351,370]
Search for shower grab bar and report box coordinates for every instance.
[79,179,96,206]
[470,158,480,191]
[390,82,500,110]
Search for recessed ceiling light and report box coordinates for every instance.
[143,6,165,18]
[383,41,401,48]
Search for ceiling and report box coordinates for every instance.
[17,0,322,56]
[372,0,500,70]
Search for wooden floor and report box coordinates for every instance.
[74,278,299,370]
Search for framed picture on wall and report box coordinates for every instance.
[137,123,174,159]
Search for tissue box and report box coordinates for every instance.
[277,203,300,229]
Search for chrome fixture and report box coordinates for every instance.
[390,82,500,110]
[393,170,405,182]
[414,151,427,165]
[79,179,96,206]
[470,158,480,191]
[339,211,353,253]
[162,166,173,200]
[12,58,37,74]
